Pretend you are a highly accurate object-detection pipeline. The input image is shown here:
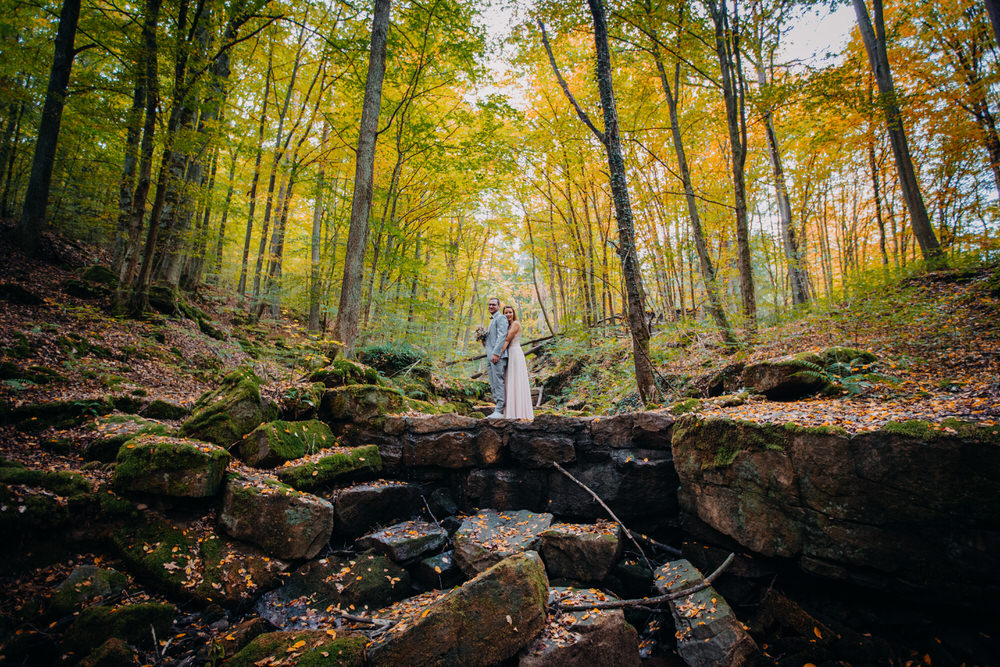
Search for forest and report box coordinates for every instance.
[1,0,999,665]
[3,0,996,378]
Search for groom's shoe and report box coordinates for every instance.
[487,411,504,419]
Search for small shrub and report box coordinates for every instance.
[358,342,431,378]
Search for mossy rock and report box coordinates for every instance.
[181,368,278,446]
[276,445,382,492]
[280,382,326,420]
[81,265,120,286]
[236,419,337,468]
[110,511,286,605]
[63,278,111,299]
[309,359,381,387]
[77,637,137,667]
[62,602,175,655]
[141,399,190,420]
[226,631,366,667]
[669,398,702,415]
[48,566,129,618]
[882,418,1000,443]
[367,551,549,666]
[0,362,65,385]
[819,346,877,366]
[86,414,173,462]
[318,384,408,424]
[218,472,334,560]
[0,466,96,537]
[114,435,230,497]
[3,397,114,430]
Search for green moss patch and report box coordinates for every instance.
[114,435,230,497]
[309,359,381,387]
[62,603,175,655]
[227,631,366,667]
[4,397,114,430]
[86,414,173,462]
[181,368,278,445]
[237,419,336,467]
[277,445,382,492]
[883,418,1000,443]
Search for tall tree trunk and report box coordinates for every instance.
[333,0,391,358]
[252,22,307,305]
[17,0,81,254]
[646,3,735,344]
[755,64,808,305]
[238,45,272,296]
[112,68,146,273]
[211,150,237,283]
[583,0,656,400]
[853,0,943,264]
[707,0,756,330]
[309,122,329,332]
[1,101,25,217]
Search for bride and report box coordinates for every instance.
[500,305,534,420]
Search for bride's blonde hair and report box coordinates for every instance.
[503,305,518,321]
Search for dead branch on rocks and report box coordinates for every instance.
[635,532,682,556]
[552,462,655,572]
[555,553,735,611]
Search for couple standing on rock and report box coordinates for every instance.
[482,297,534,420]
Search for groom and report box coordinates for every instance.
[484,297,509,418]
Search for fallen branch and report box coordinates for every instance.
[444,334,558,368]
[556,553,735,611]
[335,612,395,627]
[552,462,654,573]
[636,532,682,556]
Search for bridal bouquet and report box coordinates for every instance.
[474,326,488,343]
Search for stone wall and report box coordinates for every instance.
[352,412,680,525]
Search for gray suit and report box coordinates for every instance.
[485,310,509,412]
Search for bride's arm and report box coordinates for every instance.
[500,321,521,353]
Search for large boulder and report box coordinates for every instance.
[256,550,411,628]
[0,462,96,540]
[331,480,423,538]
[276,444,381,492]
[741,355,835,400]
[47,566,129,618]
[62,603,175,656]
[357,520,448,563]
[180,368,278,445]
[110,508,288,605]
[539,521,621,583]
[225,630,367,667]
[218,472,334,560]
[453,509,553,576]
[671,415,1000,604]
[310,359,381,387]
[654,559,758,667]
[85,414,172,462]
[235,419,336,467]
[319,384,408,424]
[520,587,641,667]
[113,435,230,497]
[367,551,549,666]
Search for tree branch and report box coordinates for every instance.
[556,553,735,611]
[536,19,606,145]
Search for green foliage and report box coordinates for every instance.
[358,342,431,378]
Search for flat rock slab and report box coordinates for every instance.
[539,521,621,582]
[654,559,758,667]
[113,435,230,497]
[454,509,553,576]
[85,414,172,462]
[519,587,641,667]
[331,480,423,538]
[357,520,448,563]
[276,444,381,492]
[415,550,463,590]
[218,472,334,560]
[367,551,549,667]
[256,551,410,629]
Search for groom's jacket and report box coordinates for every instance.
[485,311,509,360]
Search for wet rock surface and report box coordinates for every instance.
[654,558,759,666]
[331,479,423,538]
[453,509,553,576]
[519,587,641,667]
[357,519,448,563]
[539,521,621,583]
[367,551,549,667]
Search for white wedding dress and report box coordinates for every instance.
[504,332,534,419]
